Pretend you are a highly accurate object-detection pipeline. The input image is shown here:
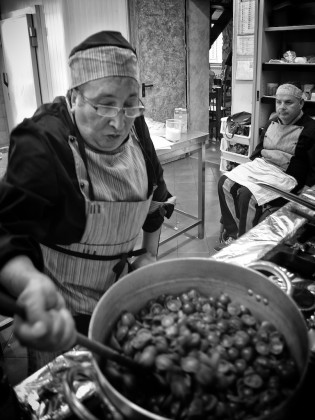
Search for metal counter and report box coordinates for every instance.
[211,186,315,266]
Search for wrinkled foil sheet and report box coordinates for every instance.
[212,187,315,266]
[14,349,100,420]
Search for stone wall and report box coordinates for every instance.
[130,0,186,124]
[186,0,210,132]
[130,0,210,132]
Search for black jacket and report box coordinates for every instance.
[0,97,173,271]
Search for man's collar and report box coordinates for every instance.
[278,111,303,125]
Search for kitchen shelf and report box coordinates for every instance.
[262,63,315,71]
[220,154,249,172]
[220,117,251,140]
[265,25,315,32]
[219,117,251,170]
[252,0,315,145]
[261,96,315,107]
[220,137,251,159]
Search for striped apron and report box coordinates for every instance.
[27,121,154,374]
[40,132,152,316]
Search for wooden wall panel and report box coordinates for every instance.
[187,0,210,132]
[130,0,186,123]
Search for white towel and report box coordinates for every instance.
[225,158,297,205]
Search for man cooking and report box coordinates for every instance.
[0,30,175,372]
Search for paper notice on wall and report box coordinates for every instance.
[236,60,254,80]
[238,0,255,35]
[236,35,254,56]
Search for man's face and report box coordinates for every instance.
[275,93,304,125]
[72,77,140,152]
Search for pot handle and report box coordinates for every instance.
[246,260,293,296]
[63,364,123,420]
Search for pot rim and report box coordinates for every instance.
[89,258,310,420]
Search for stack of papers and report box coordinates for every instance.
[150,134,172,150]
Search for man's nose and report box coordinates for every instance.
[109,111,125,129]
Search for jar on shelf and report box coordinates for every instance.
[174,108,188,133]
[266,83,278,96]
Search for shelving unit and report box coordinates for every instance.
[219,0,256,172]
[252,0,315,148]
[219,116,251,172]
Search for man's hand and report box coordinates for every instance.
[131,251,157,270]
[14,276,76,352]
[0,256,76,352]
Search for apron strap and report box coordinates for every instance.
[112,249,145,281]
[76,136,95,201]
[71,116,95,201]
[42,244,147,281]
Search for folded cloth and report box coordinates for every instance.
[225,157,297,206]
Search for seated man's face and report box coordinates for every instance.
[275,94,304,125]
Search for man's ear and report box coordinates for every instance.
[300,99,305,109]
[69,89,79,112]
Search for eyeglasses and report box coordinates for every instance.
[78,91,145,118]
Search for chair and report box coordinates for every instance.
[209,86,226,141]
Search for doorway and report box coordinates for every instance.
[209,1,233,140]
[0,13,42,132]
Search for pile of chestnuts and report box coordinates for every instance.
[103,289,299,420]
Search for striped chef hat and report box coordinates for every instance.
[68,31,139,89]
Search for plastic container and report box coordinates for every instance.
[220,136,251,159]
[174,108,187,133]
[266,83,279,96]
[165,119,181,142]
[220,117,251,139]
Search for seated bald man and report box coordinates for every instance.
[216,81,315,250]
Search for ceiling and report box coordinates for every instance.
[210,0,233,48]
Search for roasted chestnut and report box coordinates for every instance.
[103,289,298,419]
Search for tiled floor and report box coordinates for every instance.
[158,140,222,259]
[0,139,223,387]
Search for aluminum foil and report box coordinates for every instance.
[211,187,315,266]
[14,349,99,420]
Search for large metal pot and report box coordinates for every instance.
[71,258,310,419]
